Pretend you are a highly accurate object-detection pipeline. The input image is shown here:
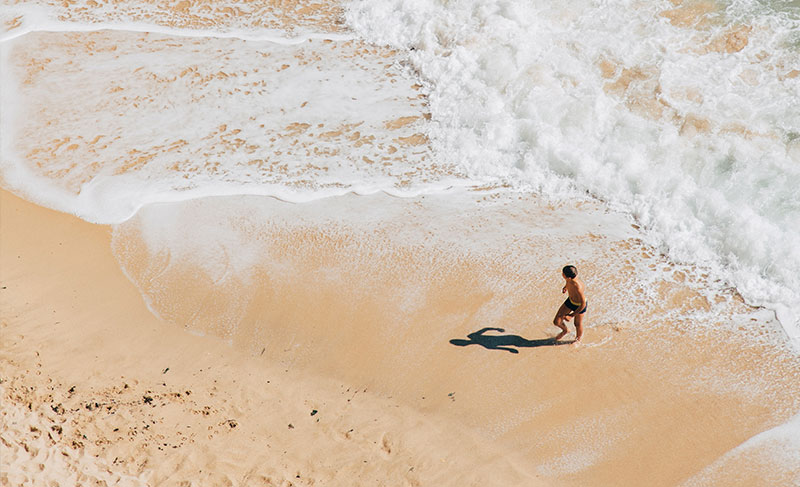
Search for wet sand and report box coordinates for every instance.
[0,189,542,486]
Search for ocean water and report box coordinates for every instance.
[1,0,798,347]
[345,0,800,344]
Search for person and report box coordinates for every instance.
[552,265,587,343]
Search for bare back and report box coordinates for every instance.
[565,277,586,307]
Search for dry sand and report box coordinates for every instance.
[0,189,542,486]
[2,188,799,486]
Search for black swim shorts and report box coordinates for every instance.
[564,298,587,314]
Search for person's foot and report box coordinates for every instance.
[554,330,568,341]
[571,338,582,347]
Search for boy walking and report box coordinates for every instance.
[553,265,587,343]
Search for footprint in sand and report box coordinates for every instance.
[380,433,393,457]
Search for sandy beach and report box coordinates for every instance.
[0,189,545,486]
[2,188,799,486]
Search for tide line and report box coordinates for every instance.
[0,20,356,44]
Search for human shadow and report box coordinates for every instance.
[449,327,572,354]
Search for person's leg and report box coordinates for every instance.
[573,313,584,343]
[552,303,570,340]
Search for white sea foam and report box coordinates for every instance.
[0,11,354,44]
[0,0,343,41]
[344,0,800,347]
[1,28,465,222]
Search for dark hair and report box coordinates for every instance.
[562,265,577,279]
